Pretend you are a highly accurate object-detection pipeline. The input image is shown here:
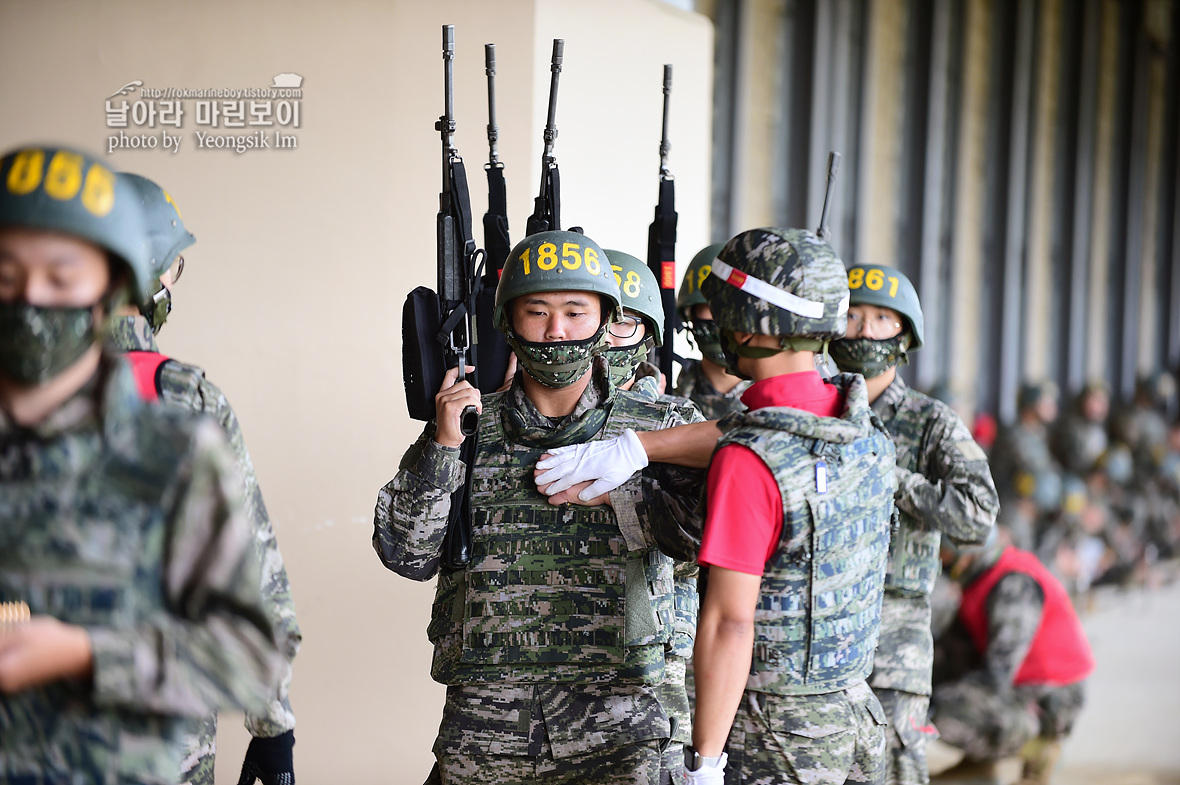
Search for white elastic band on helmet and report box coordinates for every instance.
[711,259,827,319]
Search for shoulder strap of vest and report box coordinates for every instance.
[124,351,170,403]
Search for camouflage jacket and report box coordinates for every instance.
[957,545,1044,691]
[672,358,750,421]
[0,355,283,785]
[868,375,998,695]
[715,372,896,696]
[373,360,704,752]
[108,315,299,738]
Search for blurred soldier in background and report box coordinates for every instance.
[109,173,301,785]
[990,382,1063,551]
[673,244,750,419]
[0,144,282,783]
[931,536,1094,785]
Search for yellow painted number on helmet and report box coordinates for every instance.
[623,271,641,299]
[585,247,600,275]
[81,164,116,217]
[6,149,45,196]
[519,246,531,275]
[865,268,884,291]
[45,151,84,202]
[612,264,623,287]
[888,276,899,297]
[537,242,558,271]
[697,264,711,291]
[561,242,581,270]
[848,268,864,289]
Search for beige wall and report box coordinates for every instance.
[0,1,713,782]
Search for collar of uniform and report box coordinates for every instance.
[723,372,872,444]
[106,315,159,353]
[508,354,615,431]
[871,372,909,422]
[739,370,832,412]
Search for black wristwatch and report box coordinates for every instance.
[684,745,724,772]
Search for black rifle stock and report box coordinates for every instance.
[816,151,841,244]
[647,64,678,381]
[525,39,563,236]
[476,42,512,393]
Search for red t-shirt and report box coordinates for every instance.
[698,371,844,576]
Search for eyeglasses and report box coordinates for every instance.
[608,316,643,340]
[846,312,902,337]
[168,255,185,284]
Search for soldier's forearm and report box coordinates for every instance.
[636,421,720,469]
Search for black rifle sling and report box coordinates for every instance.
[648,177,677,380]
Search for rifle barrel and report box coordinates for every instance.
[817,151,842,242]
[660,64,672,176]
[485,43,499,165]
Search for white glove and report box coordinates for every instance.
[683,751,727,784]
[534,428,650,501]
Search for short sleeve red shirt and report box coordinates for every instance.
[698,371,844,576]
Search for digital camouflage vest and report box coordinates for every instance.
[428,389,681,687]
[673,358,750,421]
[716,373,895,696]
[0,366,200,782]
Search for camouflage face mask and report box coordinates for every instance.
[689,319,727,366]
[829,335,910,378]
[604,338,654,387]
[507,324,608,389]
[0,301,97,386]
[142,282,171,335]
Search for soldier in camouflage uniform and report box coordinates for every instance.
[107,174,301,785]
[1050,381,1110,477]
[989,383,1063,550]
[931,537,1093,785]
[686,228,896,785]
[373,231,705,785]
[828,264,999,785]
[673,244,751,419]
[0,144,282,784]
[600,250,699,783]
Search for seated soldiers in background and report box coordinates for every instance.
[990,382,1063,551]
[1051,380,1110,477]
[673,244,750,418]
[107,173,301,785]
[931,535,1094,785]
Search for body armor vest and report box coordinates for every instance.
[0,366,193,783]
[429,389,679,687]
[959,547,1094,686]
[716,381,894,696]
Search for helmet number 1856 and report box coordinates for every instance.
[519,242,601,276]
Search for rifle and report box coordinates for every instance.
[401,24,485,569]
[475,42,512,393]
[647,64,678,381]
[525,39,564,235]
[816,151,841,244]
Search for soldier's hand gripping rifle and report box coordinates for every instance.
[401,25,485,569]
[525,39,564,235]
[647,64,678,381]
[816,151,841,244]
[475,42,513,393]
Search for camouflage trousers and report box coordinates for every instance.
[874,688,937,785]
[179,714,218,785]
[724,681,888,785]
[436,740,663,784]
[655,655,691,784]
[930,676,1086,761]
